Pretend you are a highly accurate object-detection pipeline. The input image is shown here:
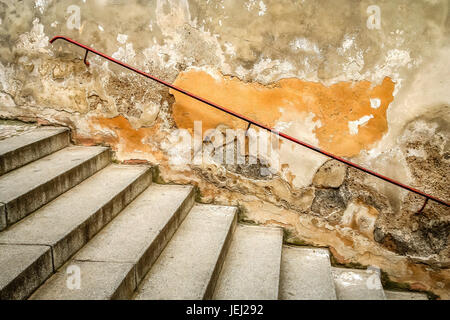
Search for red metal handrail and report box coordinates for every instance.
[49,36,449,209]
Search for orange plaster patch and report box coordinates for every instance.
[171,70,395,157]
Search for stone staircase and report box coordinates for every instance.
[0,125,429,300]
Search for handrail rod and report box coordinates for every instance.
[49,35,449,208]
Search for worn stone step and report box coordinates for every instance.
[213,224,283,300]
[0,244,53,300]
[331,267,386,300]
[0,165,151,300]
[0,126,69,176]
[30,184,195,300]
[0,146,110,230]
[279,246,337,300]
[384,290,428,300]
[134,204,237,300]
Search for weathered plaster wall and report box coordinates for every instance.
[0,0,449,298]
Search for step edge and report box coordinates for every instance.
[331,266,386,300]
[203,207,238,300]
[0,128,70,176]
[0,164,151,242]
[133,202,237,300]
[0,244,53,300]
[3,147,111,227]
[0,146,110,203]
[213,223,284,300]
[38,184,195,300]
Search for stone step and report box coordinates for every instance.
[0,244,53,300]
[384,290,428,300]
[279,246,337,300]
[0,126,69,176]
[0,146,110,230]
[134,204,237,300]
[331,267,386,300]
[213,224,283,300]
[0,165,151,300]
[30,184,195,300]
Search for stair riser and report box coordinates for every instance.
[132,187,196,291]
[203,213,237,300]
[3,149,111,229]
[0,129,69,175]
[51,169,152,269]
[0,246,53,300]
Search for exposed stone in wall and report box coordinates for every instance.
[0,0,449,298]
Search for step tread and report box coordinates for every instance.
[31,184,194,300]
[331,267,386,300]
[384,290,428,300]
[280,246,337,300]
[0,145,107,204]
[134,204,237,300]
[213,224,283,300]
[0,126,67,156]
[0,165,149,247]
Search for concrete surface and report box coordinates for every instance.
[279,246,337,300]
[0,126,69,175]
[385,290,428,300]
[0,164,151,269]
[134,204,237,300]
[29,260,135,300]
[31,184,194,299]
[0,120,38,141]
[0,244,53,300]
[0,204,5,233]
[0,146,110,229]
[331,267,386,300]
[213,224,283,300]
